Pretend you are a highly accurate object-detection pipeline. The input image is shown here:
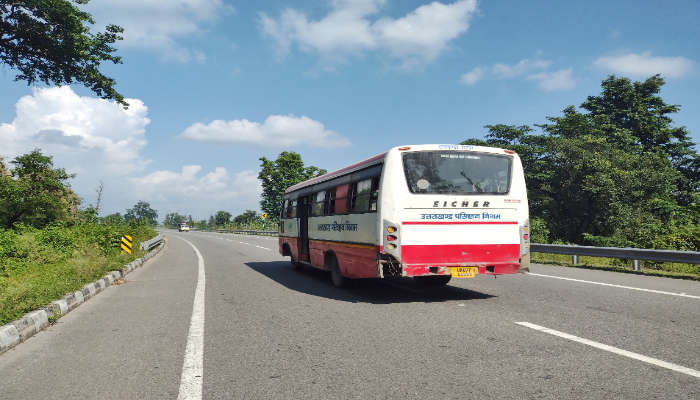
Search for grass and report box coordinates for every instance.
[0,223,156,326]
[532,252,700,280]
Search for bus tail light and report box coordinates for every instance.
[386,243,397,250]
[387,235,397,242]
[387,226,397,233]
[520,220,530,256]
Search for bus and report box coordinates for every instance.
[278,144,530,287]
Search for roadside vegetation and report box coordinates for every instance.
[464,75,699,253]
[464,75,699,277]
[0,151,158,325]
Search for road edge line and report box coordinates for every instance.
[175,237,206,400]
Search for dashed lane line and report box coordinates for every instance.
[516,322,700,379]
[528,272,700,300]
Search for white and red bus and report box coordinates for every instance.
[278,144,530,287]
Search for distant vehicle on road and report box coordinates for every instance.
[178,222,190,232]
[279,144,530,287]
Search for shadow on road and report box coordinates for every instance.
[244,261,496,304]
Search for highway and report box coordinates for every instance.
[0,231,698,399]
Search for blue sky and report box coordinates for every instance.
[1,0,698,219]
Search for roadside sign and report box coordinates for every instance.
[261,213,268,220]
[121,235,133,254]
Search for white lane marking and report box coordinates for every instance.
[528,272,700,300]
[515,322,700,379]
[255,245,272,251]
[176,237,206,400]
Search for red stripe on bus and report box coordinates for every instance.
[402,244,520,264]
[401,221,518,225]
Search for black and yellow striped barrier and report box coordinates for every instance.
[121,235,133,254]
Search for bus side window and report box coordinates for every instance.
[290,199,297,218]
[312,191,326,216]
[324,188,336,215]
[370,177,379,212]
[352,179,372,212]
[347,182,357,211]
[282,200,288,219]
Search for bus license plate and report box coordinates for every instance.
[448,267,478,278]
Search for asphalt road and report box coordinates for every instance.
[1,230,698,399]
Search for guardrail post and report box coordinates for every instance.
[572,255,579,265]
[633,259,640,271]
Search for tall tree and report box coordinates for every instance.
[125,201,158,226]
[579,75,699,206]
[0,0,127,106]
[163,212,186,228]
[233,210,257,225]
[462,75,699,250]
[0,149,79,228]
[214,210,232,226]
[258,152,326,218]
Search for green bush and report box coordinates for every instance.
[36,224,78,253]
[0,221,157,324]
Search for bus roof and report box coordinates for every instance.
[286,152,386,193]
[284,144,517,194]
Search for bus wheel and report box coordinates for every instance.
[290,257,303,270]
[416,275,451,287]
[328,256,347,288]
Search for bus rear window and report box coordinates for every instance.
[403,151,512,194]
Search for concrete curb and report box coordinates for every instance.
[0,238,166,356]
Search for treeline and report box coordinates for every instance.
[0,151,158,324]
[164,209,277,231]
[464,75,699,250]
[0,149,159,277]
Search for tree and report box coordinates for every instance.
[0,0,127,106]
[0,157,9,177]
[102,212,124,225]
[233,210,257,225]
[163,212,186,228]
[214,210,232,226]
[125,201,158,226]
[258,152,326,218]
[0,149,80,228]
[579,75,699,206]
[462,75,699,250]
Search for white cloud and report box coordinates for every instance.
[527,68,576,91]
[129,167,262,217]
[0,86,150,177]
[84,0,230,62]
[0,86,261,218]
[259,0,477,66]
[180,114,351,148]
[459,58,575,91]
[459,66,485,85]
[492,59,552,78]
[593,52,693,79]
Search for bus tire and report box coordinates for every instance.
[290,256,303,270]
[416,275,451,287]
[328,255,347,288]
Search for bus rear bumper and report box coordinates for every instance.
[401,263,520,277]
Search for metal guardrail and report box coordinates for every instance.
[530,243,700,270]
[140,234,164,251]
[188,229,699,270]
